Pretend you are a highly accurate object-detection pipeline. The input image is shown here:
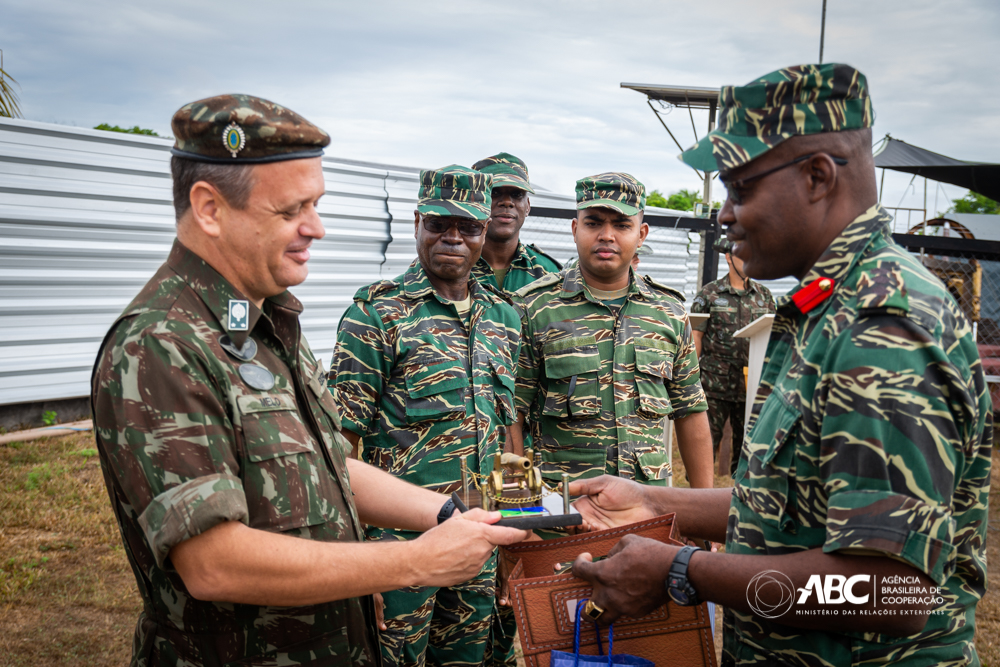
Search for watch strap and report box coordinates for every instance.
[437,498,457,524]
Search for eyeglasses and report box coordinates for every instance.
[492,187,527,202]
[421,216,486,237]
[720,153,848,205]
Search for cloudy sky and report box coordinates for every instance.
[2,0,998,215]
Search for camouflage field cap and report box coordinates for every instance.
[472,152,535,194]
[417,165,493,221]
[170,94,330,164]
[575,172,646,216]
[679,63,873,173]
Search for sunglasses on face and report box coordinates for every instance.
[492,188,527,202]
[720,153,849,205]
[421,216,486,237]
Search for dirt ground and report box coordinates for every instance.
[0,431,997,665]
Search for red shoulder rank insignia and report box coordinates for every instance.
[792,277,835,314]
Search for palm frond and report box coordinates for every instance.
[0,51,23,119]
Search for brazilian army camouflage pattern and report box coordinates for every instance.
[471,242,562,294]
[417,165,493,221]
[514,266,707,485]
[691,273,775,401]
[724,206,992,666]
[680,63,874,173]
[575,172,647,216]
[171,93,330,163]
[91,240,375,666]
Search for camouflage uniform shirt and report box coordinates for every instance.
[514,266,707,485]
[471,242,562,294]
[331,259,521,505]
[691,273,775,401]
[91,240,376,667]
[724,206,992,665]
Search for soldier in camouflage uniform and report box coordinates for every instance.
[91,96,526,667]
[510,173,715,490]
[691,245,775,474]
[570,64,991,667]
[471,152,562,292]
[470,153,561,666]
[330,165,522,667]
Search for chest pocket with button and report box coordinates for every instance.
[633,339,675,419]
[402,348,468,424]
[491,355,517,425]
[238,393,331,532]
[738,393,801,531]
[541,336,601,419]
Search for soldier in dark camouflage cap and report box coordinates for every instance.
[510,171,715,497]
[691,245,775,476]
[93,98,527,667]
[569,64,991,667]
[470,153,561,666]
[331,165,522,667]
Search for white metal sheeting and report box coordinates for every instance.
[0,117,390,405]
[0,116,714,407]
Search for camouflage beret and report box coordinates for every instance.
[576,172,646,216]
[472,152,535,194]
[680,63,874,173]
[170,94,330,164]
[636,243,653,256]
[417,165,493,221]
[713,236,735,254]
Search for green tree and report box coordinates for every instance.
[647,189,669,208]
[93,123,160,136]
[0,50,22,118]
[947,191,999,215]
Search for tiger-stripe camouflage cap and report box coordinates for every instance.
[417,165,493,221]
[679,63,874,173]
[576,172,646,215]
[170,94,330,164]
[472,152,535,193]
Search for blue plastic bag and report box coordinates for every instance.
[550,599,655,667]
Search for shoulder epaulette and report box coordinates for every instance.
[514,271,562,298]
[526,243,564,271]
[643,275,686,302]
[855,263,909,316]
[354,279,399,303]
[478,281,515,307]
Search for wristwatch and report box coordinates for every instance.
[665,545,702,606]
[437,497,458,524]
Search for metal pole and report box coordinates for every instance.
[561,473,570,515]
[703,100,718,214]
[819,0,828,64]
[647,99,704,181]
[879,168,885,203]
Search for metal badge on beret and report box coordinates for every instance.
[239,364,275,391]
[170,93,330,164]
[680,63,874,174]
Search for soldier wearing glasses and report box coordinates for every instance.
[330,165,521,667]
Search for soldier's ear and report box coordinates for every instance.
[187,181,224,239]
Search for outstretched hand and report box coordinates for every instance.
[569,475,657,532]
[572,535,679,624]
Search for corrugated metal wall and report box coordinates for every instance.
[0,116,740,407]
[0,118,392,405]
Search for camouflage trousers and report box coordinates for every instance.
[706,395,744,477]
[379,553,498,667]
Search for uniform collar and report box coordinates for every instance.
[403,259,495,305]
[472,242,533,275]
[777,204,893,316]
[717,272,754,295]
[166,238,303,348]
[560,265,652,301]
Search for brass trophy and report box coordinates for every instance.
[452,449,582,529]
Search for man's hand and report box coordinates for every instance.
[568,475,657,531]
[410,509,529,589]
[572,535,678,624]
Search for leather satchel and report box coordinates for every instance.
[500,515,717,667]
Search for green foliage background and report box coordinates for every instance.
[93,123,159,136]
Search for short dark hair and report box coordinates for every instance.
[170,156,257,220]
